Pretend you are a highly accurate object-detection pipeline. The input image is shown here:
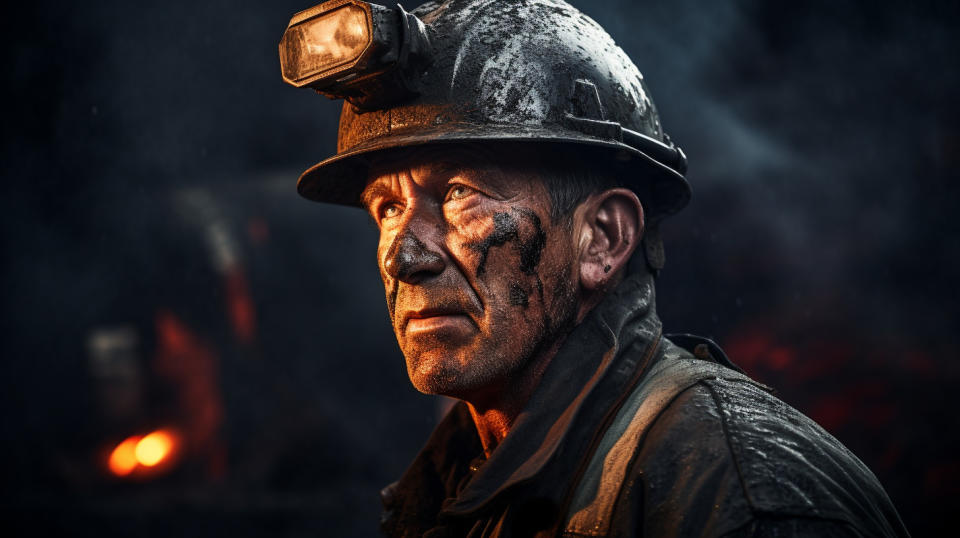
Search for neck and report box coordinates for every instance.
[465,405,515,459]
[465,270,656,458]
[462,271,648,456]
[464,333,568,457]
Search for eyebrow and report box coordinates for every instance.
[360,183,397,209]
[360,161,469,208]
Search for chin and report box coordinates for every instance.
[405,343,532,402]
[404,349,488,399]
[409,375,458,397]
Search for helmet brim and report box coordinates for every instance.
[297,124,691,224]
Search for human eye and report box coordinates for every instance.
[445,183,477,202]
[379,201,404,221]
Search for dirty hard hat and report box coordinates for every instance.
[280,0,691,225]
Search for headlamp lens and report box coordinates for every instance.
[280,4,371,86]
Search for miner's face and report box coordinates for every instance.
[361,152,580,400]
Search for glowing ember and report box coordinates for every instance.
[107,429,179,477]
[135,430,176,467]
[108,436,141,476]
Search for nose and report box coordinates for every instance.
[383,230,445,283]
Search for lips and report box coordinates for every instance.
[398,296,481,334]
[402,307,465,331]
[408,306,462,320]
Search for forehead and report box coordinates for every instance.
[362,145,546,198]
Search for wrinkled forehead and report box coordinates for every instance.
[362,144,546,194]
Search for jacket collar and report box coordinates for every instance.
[384,272,663,527]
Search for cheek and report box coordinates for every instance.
[376,229,399,278]
[376,239,390,278]
[457,208,552,309]
[509,282,530,307]
[445,211,497,271]
[377,233,401,318]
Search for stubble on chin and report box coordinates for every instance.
[403,282,580,400]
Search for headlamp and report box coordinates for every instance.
[279,2,372,86]
[279,0,432,110]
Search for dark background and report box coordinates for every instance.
[2,0,958,535]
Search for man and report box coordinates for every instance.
[279,0,909,535]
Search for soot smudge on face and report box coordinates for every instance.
[513,209,548,313]
[383,230,433,318]
[468,211,519,275]
[468,208,547,276]
[513,208,546,276]
[467,207,549,312]
[509,282,529,307]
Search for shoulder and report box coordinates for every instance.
[629,365,908,537]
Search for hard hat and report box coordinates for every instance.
[279,0,690,228]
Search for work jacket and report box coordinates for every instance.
[380,272,909,537]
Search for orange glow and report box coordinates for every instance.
[108,436,141,476]
[225,268,257,344]
[135,430,176,467]
[107,429,179,477]
[154,310,227,478]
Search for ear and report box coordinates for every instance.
[576,188,645,292]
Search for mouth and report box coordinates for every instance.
[402,306,477,335]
